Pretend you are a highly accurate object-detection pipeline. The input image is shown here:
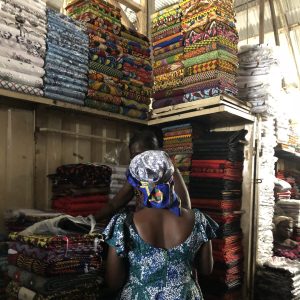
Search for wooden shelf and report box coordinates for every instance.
[0,89,256,127]
[275,144,300,161]
[0,88,148,125]
[149,95,255,126]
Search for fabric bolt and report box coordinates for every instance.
[121,98,149,112]
[153,95,185,109]
[119,106,148,120]
[85,98,120,113]
[152,23,182,43]
[89,79,122,96]
[153,41,183,56]
[0,78,43,96]
[154,46,184,61]
[44,77,86,93]
[153,61,184,76]
[153,52,184,68]
[44,85,85,100]
[87,89,122,105]
[45,64,87,81]
[89,61,123,79]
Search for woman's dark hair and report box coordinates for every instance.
[129,130,160,150]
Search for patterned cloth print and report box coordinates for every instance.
[121,98,149,112]
[153,40,183,56]
[7,265,102,295]
[184,59,237,76]
[0,79,43,96]
[6,280,101,300]
[121,24,149,43]
[181,6,236,33]
[153,52,184,68]
[9,253,102,276]
[184,42,237,59]
[87,89,121,105]
[184,21,238,47]
[121,31,150,48]
[85,98,121,113]
[184,78,237,94]
[183,86,237,102]
[152,95,185,109]
[183,70,236,86]
[89,61,123,79]
[152,23,182,43]
[151,3,181,21]
[154,77,183,92]
[184,36,238,53]
[89,79,122,96]
[155,67,184,83]
[153,86,185,100]
[183,49,238,68]
[154,46,184,61]
[153,33,183,51]
[119,106,148,120]
[120,37,151,59]
[153,61,184,76]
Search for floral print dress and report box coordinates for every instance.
[103,209,218,300]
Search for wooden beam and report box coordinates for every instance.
[136,0,147,35]
[276,0,300,87]
[118,0,142,12]
[269,0,280,45]
[109,0,136,30]
[259,0,265,44]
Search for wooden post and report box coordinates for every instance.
[259,0,265,44]
[269,0,280,45]
[137,0,147,35]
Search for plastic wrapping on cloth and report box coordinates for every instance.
[19,214,98,236]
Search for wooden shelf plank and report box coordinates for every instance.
[0,88,148,125]
[275,144,300,161]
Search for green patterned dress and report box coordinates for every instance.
[104,209,218,300]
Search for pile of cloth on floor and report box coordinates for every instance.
[4,209,62,232]
[162,123,193,185]
[6,214,105,299]
[190,130,247,300]
[0,0,46,96]
[49,163,111,217]
[44,9,88,105]
[255,257,300,300]
[0,234,8,297]
[237,45,280,115]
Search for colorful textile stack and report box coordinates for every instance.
[282,119,300,154]
[109,165,127,200]
[162,124,193,185]
[118,25,152,119]
[0,234,8,297]
[276,200,300,242]
[66,0,123,112]
[49,163,111,217]
[151,4,185,109]
[6,224,104,299]
[190,130,247,299]
[44,9,88,105]
[257,118,278,264]
[0,0,46,96]
[180,0,239,102]
[237,45,280,115]
[4,209,62,232]
[255,257,300,300]
[276,170,300,200]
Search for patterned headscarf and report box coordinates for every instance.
[127,150,181,216]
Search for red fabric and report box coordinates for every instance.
[191,199,241,211]
[52,195,108,209]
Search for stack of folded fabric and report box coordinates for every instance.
[180,0,239,103]
[255,257,300,300]
[6,217,104,299]
[237,45,280,115]
[276,199,300,242]
[109,165,127,200]
[151,4,185,109]
[44,9,88,104]
[275,113,289,145]
[0,234,8,297]
[257,118,278,264]
[0,0,46,96]
[190,130,247,299]
[118,25,152,119]
[49,164,111,217]
[66,0,123,113]
[162,124,193,185]
[4,209,62,232]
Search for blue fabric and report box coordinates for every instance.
[44,91,84,105]
[153,35,183,50]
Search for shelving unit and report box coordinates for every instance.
[275,144,300,161]
[149,95,255,126]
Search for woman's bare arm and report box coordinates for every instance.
[194,241,214,276]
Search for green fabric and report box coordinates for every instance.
[89,61,123,79]
[183,49,238,68]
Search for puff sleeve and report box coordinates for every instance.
[102,213,128,257]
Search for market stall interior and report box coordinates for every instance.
[0,0,299,299]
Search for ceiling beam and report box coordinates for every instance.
[117,0,142,12]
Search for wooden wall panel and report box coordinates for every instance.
[0,106,34,231]
[34,108,139,210]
